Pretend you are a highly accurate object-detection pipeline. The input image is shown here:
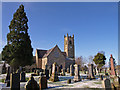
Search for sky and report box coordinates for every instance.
[1,2,118,65]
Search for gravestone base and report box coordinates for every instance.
[73,75,81,82]
[49,73,59,82]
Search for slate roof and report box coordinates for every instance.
[36,45,66,58]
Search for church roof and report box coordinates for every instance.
[36,45,66,58]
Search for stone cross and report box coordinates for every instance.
[70,64,74,76]
[73,64,81,82]
[110,54,116,76]
[10,73,20,90]
[49,62,59,82]
[88,64,95,79]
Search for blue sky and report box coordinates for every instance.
[2,2,118,65]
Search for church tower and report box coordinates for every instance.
[64,33,75,59]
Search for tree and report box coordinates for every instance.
[75,56,85,70]
[2,4,33,70]
[93,53,106,70]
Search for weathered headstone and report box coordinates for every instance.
[25,75,39,90]
[20,71,26,82]
[116,65,120,76]
[39,75,47,89]
[61,69,65,76]
[102,78,111,90]
[94,67,96,75]
[2,62,6,74]
[67,68,70,73]
[100,75,103,80]
[113,76,120,89]
[70,64,74,76]
[10,73,20,90]
[49,62,59,82]
[5,67,10,84]
[73,64,81,82]
[110,54,116,76]
[67,79,71,84]
[88,64,95,79]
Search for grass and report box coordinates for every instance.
[0,79,5,83]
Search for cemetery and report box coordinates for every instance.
[0,54,120,90]
[0,3,119,90]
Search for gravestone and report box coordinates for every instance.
[49,62,59,82]
[67,68,70,73]
[113,76,120,89]
[2,62,6,74]
[39,75,47,89]
[20,71,26,82]
[110,54,116,76]
[5,67,10,87]
[88,64,95,79]
[94,67,96,75]
[96,67,99,75]
[100,75,103,80]
[116,65,120,76]
[102,78,111,90]
[10,73,20,90]
[25,75,39,90]
[61,69,65,76]
[73,64,81,82]
[70,64,74,76]
[45,69,49,79]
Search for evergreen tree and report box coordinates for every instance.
[2,4,33,70]
[93,52,106,68]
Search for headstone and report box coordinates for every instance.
[113,76,120,88]
[2,62,6,74]
[20,71,26,82]
[25,75,39,90]
[94,67,96,75]
[67,68,70,73]
[73,64,81,82]
[5,67,10,85]
[49,68,52,77]
[110,54,116,76]
[96,67,99,75]
[67,79,71,84]
[45,69,49,79]
[10,73,20,90]
[116,65,120,76]
[49,62,59,82]
[61,69,65,76]
[70,64,74,76]
[88,64,95,79]
[102,78,111,90]
[39,75,47,89]
[100,75,103,80]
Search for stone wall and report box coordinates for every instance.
[47,47,66,69]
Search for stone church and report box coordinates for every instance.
[35,33,75,69]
